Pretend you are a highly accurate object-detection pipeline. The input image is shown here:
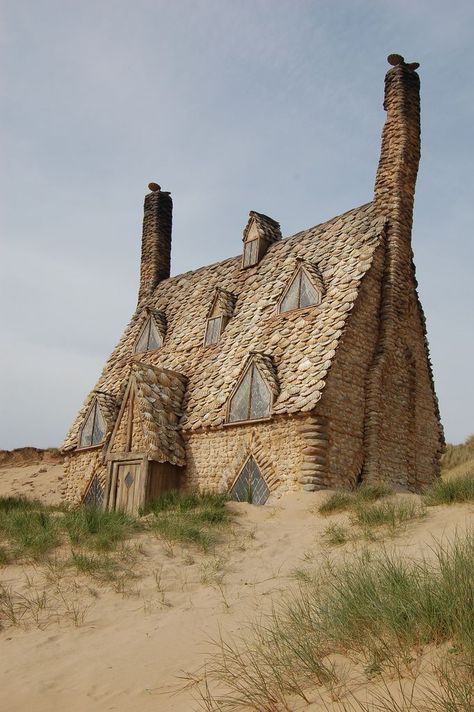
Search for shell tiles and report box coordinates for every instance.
[129,362,187,465]
[63,202,386,449]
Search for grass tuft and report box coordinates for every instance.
[318,482,392,515]
[0,507,61,559]
[319,491,353,515]
[198,532,474,710]
[323,523,351,546]
[63,507,141,551]
[145,490,231,551]
[353,500,426,530]
[424,471,474,506]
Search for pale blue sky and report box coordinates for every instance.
[1,0,473,448]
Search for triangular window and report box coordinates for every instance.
[228,363,272,422]
[279,268,321,312]
[230,456,270,505]
[79,400,107,448]
[83,474,105,507]
[134,316,163,353]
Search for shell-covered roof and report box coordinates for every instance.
[63,201,386,448]
[131,362,187,465]
[207,288,236,319]
[243,211,282,244]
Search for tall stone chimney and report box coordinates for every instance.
[374,54,421,220]
[138,183,172,305]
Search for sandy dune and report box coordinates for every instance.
[0,457,473,711]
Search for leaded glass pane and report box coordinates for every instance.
[299,271,319,308]
[249,366,271,419]
[205,317,221,346]
[243,239,259,267]
[135,319,151,353]
[249,458,270,505]
[229,368,252,422]
[280,272,301,312]
[79,405,95,447]
[91,404,106,445]
[229,457,269,505]
[229,459,252,502]
[83,474,104,507]
[147,318,163,349]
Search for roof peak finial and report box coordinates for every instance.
[387,53,420,71]
[148,182,161,192]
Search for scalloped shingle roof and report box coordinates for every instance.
[63,201,386,449]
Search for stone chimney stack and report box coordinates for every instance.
[138,183,172,305]
[374,54,421,219]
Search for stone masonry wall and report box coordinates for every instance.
[370,274,443,488]
[63,448,107,505]
[317,244,385,488]
[363,57,444,486]
[183,414,307,497]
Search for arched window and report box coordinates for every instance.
[230,456,270,505]
[279,267,321,313]
[228,363,272,422]
[134,316,163,353]
[79,400,107,448]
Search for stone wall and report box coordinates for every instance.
[62,448,107,505]
[317,243,385,488]
[183,414,307,497]
[363,56,444,487]
[369,272,443,488]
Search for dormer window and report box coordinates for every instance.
[228,363,272,422]
[204,288,235,346]
[242,211,281,269]
[243,239,259,268]
[279,265,323,313]
[134,311,166,353]
[79,400,107,448]
[204,316,224,346]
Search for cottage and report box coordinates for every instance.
[62,55,444,513]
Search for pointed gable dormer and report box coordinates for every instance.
[204,288,236,346]
[242,211,281,268]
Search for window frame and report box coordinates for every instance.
[229,455,270,505]
[203,315,224,347]
[278,266,321,314]
[78,400,107,450]
[134,315,163,354]
[227,363,273,424]
[242,238,260,268]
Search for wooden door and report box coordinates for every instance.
[114,461,145,515]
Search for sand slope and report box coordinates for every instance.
[0,458,473,711]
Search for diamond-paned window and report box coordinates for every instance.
[230,457,270,505]
[134,316,163,353]
[83,474,104,507]
[229,364,272,422]
[79,400,107,448]
[204,316,223,346]
[124,471,134,488]
[280,268,321,312]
